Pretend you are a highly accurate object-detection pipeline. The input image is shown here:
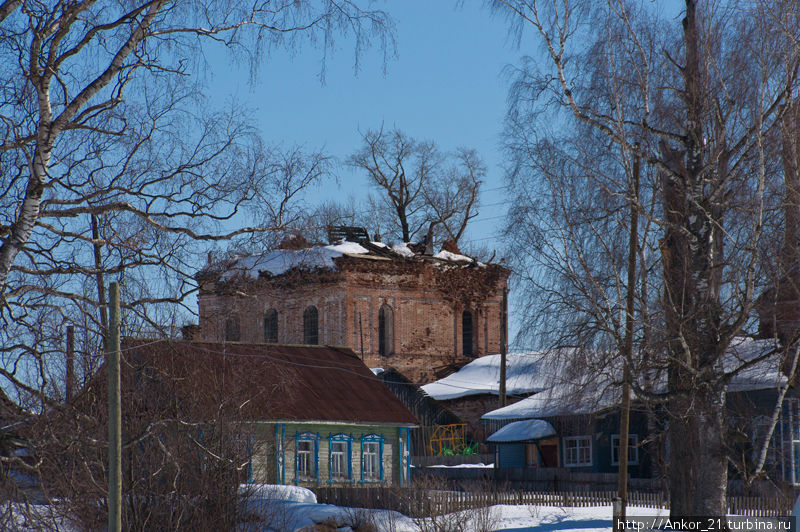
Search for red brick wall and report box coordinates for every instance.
[197,262,507,383]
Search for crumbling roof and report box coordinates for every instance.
[81,340,418,426]
[205,239,498,282]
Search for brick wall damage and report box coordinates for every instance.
[195,235,509,383]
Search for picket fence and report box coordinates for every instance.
[313,487,794,519]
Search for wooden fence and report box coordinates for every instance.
[313,487,794,519]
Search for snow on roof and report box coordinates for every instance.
[482,382,624,421]
[217,240,492,281]
[391,243,415,257]
[487,419,556,443]
[724,337,785,392]
[219,241,371,280]
[434,250,473,262]
[421,353,554,401]
[481,337,785,421]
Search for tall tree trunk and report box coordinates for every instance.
[781,99,800,275]
[663,1,728,518]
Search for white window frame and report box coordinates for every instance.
[297,440,314,478]
[330,441,348,479]
[363,441,381,480]
[611,434,639,466]
[563,435,592,467]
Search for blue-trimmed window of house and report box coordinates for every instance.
[264,308,278,343]
[564,435,592,467]
[328,434,352,481]
[295,432,319,481]
[611,434,639,466]
[361,434,384,482]
[750,415,778,466]
[780,397,800,485]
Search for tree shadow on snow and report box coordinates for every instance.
[501,515,610,531]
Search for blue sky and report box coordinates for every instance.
[202,1,531,254]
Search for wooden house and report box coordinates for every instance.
[77,340,418,488]
[481,338,800,486]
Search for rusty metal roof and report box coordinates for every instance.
[113,340,418,426]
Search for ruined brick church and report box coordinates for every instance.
[194,228,509,383]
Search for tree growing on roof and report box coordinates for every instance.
[494,0,800,518]
[348,126,484,245]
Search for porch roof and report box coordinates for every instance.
[487,419,556,443]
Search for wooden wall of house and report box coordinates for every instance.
[492,411,654,479]
[246,422,410,488]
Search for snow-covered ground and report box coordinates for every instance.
[237,499,669,531]
[5,490,664,532]
[11,496,795,532]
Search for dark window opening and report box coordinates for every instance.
[378,304,394,356]
[303,306,319,345]
[224,316,240,342]
[264,309,278,343]
[462,310,474,357]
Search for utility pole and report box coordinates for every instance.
[65,325,75,403]
[92,215,108,349]
[108,282,122,532]
[499,286,508,408]
[616,147,640,531]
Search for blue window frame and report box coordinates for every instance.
[360,434,385,482]
[328,433,353,483]
[294,432,319,483]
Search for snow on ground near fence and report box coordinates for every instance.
[12,499,796,531]
[236,503,670,531]
[424,462,494,468]
[239,484,317,503]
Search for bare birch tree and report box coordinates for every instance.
[0,1,394,522]
[0,1,393,403]
[494,0,800,517]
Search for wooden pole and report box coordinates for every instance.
[499,286,508,408]
[92,215,108,349]
[108,282,122,532]
[65,325,74,403]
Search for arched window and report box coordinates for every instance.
[224,316,240,342]
[378,304,394,356]
[462,310,474,357]
[303,306,319,345]
[264,309,278,343]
